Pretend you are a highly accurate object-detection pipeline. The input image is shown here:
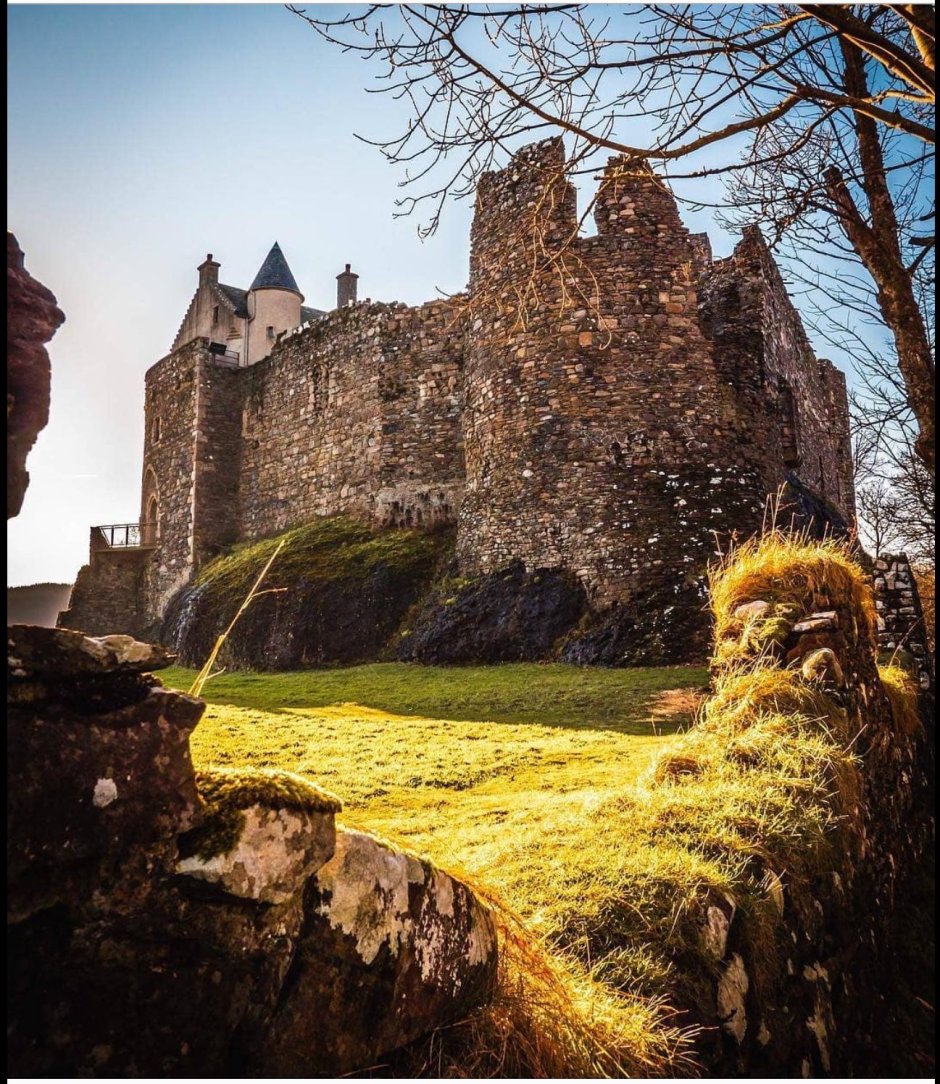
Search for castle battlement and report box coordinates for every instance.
[62,140,857,641]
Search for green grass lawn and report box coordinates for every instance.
[162,662,707,931]
[161,661,707,731]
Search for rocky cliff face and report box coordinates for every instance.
[7,233,64,519]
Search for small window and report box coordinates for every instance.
[212,305,220,326]
[777,380,801,468]
[151,416,162,444]
[266,325,275,340]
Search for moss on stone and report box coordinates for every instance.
[195,516,452,605]
[179,767,341,861]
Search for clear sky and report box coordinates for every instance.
[5,3,841,587]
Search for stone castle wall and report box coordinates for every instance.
[237,299,464,539]
[700,228,856,515]
[456,138,821,603]
[62,137,860,640]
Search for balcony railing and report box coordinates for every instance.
[208,342,240,368]
[94,522,158,549]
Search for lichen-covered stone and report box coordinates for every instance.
[177,768,340,903]
[256,828,498,1075]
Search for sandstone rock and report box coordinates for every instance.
[177,768,340,904]
[257,828,498,1075]
[717,953,749,1043]
[734,600,771,621]
[7,232,64,518]
[792,611,839,635]
[701,892,736,960]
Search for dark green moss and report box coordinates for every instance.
[179,767,341,861]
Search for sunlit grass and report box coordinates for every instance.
[160,534,926,1076]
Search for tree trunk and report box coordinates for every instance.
[826,39,936,477]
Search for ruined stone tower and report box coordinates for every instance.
[458,138,768,602]
[61,139,858,649]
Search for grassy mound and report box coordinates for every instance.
[164,517,453,669]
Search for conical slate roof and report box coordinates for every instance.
[249,242,302,295]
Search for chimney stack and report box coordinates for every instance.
[336,263,359,308]
[198,253,220,287]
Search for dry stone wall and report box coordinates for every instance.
[872,552,934,690]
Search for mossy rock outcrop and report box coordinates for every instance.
[163,517,453,670]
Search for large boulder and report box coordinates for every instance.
[401,559,588,663]
[7,625,501,1077]
[257,828,499,1075]
[7,626,201,903]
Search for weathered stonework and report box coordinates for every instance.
[871,552,934,690]
[62,138,859,645]
[7,625,498,1077]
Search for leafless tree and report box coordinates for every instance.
[291,3,935,475]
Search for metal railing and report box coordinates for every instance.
[95,522,158,549]
[208,342,240,368]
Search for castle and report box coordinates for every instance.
[61,138,856,642]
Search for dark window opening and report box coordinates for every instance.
[151,416,162,444]
[777,380,801,468]
[212,305,220,326]
[266,325,276,340]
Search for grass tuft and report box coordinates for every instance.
[709,532,876,671]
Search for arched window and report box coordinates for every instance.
[145,494,159,544]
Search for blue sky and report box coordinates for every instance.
[6,3,836,587]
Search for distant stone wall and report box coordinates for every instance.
[138,339,204,620]
[59,541,150,637]
[457,139,771,603]
[700,229,857,518]
[65,139,859,643]
[238,300,464,539]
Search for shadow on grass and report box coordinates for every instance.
[161,661,709,736]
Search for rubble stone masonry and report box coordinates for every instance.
[63,138,860,640]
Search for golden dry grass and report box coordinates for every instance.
[709,532,877,670]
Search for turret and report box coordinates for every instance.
[246,242,303,364]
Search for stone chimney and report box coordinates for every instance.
[336,264,359,308]
[198,253,220,287]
